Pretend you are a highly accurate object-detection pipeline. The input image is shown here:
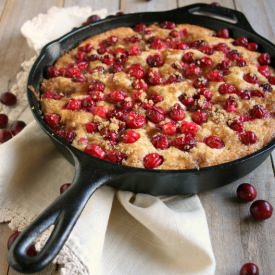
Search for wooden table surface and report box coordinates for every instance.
[0,0,274,274]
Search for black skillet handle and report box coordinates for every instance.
[179,3,255,33]
[8,153,111,273]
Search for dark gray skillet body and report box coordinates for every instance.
[8,3,275,273]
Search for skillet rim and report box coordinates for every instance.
[27,5,275,175]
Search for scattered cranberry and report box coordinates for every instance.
[0,92,17,106]
[134,23,147,33]
[108,90,126,102]
[126,112,146,129]
[56,128,76,144]
[84,144,105,159]
[105,151,127,164]
[169,103,185,121]
[249,105,269,119]
[42,90,63,100]
[65,99,82,111]
[185,64,201,78]
[239,89,251,100]
[229,120,244,133]
[0,113,8,128]
[160,21,176,29]
[199,88,213,101]
[182,52,194,63]
[192,110,208,125]
[193,77,209,89]
[85,122,97,133]
[10,120,26,135]
[129,45,141,56]
[204,136,225,149]
[247,42,258,51]
[260,83,272,92]
[236,183,257,202]
[216,28,230,38]
[240,263,259,275]
[0,129,12,143]
[133,79,148,90]
[258,65,270,77]
[7,231,37,256]
[223,96,237,112]
[128,64,145,79]
[233,37,248,47]
[60,183,71,194]
[250,200,273,220]
[146,106,165,123]
[206,69,224,82]
[146,54,164,67]
[268,75,275,85]
[122,130,140,143]
[151,134,169,149]
[147,69,163,85]
[179,121,198,136]
[258,53,271,65]
[179,94,195,107]
[199,56,213,67]
[171,134,196,151]
[240,131,257,145]
[160,122,177,135]
[143,153,164,169]
[243,73,258,84]
[44,113,61,129]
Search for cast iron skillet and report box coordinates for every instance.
[8,3,275,273]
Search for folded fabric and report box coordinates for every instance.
[0,6,215,275]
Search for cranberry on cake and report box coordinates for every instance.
[40,22,275,169]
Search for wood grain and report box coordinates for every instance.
[0,1,274,275]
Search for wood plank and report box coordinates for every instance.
[235,0,275,42]
[64,0,119,14]
[120,0,177,13]
[178,0,235,9]
[0,224,10,275]
[200,157,275,274]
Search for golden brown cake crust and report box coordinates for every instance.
[41,22,275,170]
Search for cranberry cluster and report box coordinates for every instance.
[42,21,274,169]
[0,92,26,143]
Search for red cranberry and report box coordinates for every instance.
[149,93,163,103]
[185,64,202,78]
[108,90,126,102]
[227,50,241,61]
[239,89,251,100]
[92,106,108,118]
[0,113,8,128]
[249,105,269,119]
[0,92,17,106]
[101,54,114,65]
[143,153,164,169]
[0,129,12,143]
[214,43,230,54]
[169,103,185,121]
[128,64,145,79]
[182,52,194,63]
[48,66,61,77]
[240,263,259,275]
[88,80,105,92]
[146,106,165,123]
[179,94,195,107]
[199,88,213,100]
[146,69,163,85]
[179,121,198,136]
[42,90,63,100]
[250,200,273,220]
[229,120,244,133]
[258,53,271,65]
[122,130,140,143]
[160,21,176,29]
[105,151,127,164]
[172,134,196,151]
[206,69,224,82]
[268,75,275,85]
[149,36,167,50]
[82,14,101,25]
[10,121,26,135]
[224,96,237,112]
[192,110,208,125]
[88,90,104,102]
[65,99,82,111]
[243,73,258,84]
[233,37,248,47]
[60,183,71,194]
[251,89,264,98]
[84,144,105,159]
[199,56,213,67]
[151,134,169,149]
[237,58,247,67]
[216,28,230,38]
[260,83,272,92]
[134,23,147,33]
[126,112,146,129]
[146,54,164,67]
[160,122,177,135]
[132,79,148,90]
[85,122,97,133]
[7,231,37,256]
[165,73,184,84]
[193,77,209,89]
[204,135,225,149]
[240,131,257,145]
[128,45,141,56]
[247,42,258,51]
[117,99,134,110]
[258,65,270,77]
[56,128,76,144]
[237,183,257,202]
[44,113,61,129]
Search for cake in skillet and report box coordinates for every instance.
[40,21,275,169]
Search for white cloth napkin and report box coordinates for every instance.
[0,6,216,275]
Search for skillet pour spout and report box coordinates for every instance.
[8,3,275,273]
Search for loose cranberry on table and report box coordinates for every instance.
[143,153,164,169]
[60,183,72,194]
[82,14,101,26]
[0,91,17,106]
[236,183,257,202]
[0,113,8,128]
[7,231,37,257]
[10,120,26,135]
[0,129,12,143]
[240,262,259,275]
[250,200,273,220]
